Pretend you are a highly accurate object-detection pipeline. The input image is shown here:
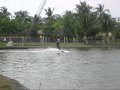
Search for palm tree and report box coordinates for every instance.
[96,4,109,18]
[15,11,29,20]
[0,7,12,36]
[96,4,114,44]
[44,7,55,42]
[75,1,98,44]
[14,10,32,37]
[44,7,54,20]
[0,6,11,18]
[33,14,41,23]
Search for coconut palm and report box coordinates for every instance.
[44,7,54,20]
[96,4,109,18]
[75,1,99,44]
[44,7,55,41]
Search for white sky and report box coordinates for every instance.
[0,0,120,17]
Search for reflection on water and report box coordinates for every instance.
[0,48,120,90]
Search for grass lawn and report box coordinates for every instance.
[0,42,85,47]
[0,42,7,47]
[0,42,120,48]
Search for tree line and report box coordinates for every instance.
[0,1,120,43]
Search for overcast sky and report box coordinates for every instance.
[0,0,120,17]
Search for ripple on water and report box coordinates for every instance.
[0,48,120,89]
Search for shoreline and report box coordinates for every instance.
[0,74,29,90]
[0,45,120,49]
[0,42,120,49]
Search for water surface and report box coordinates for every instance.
[0,48,120,90]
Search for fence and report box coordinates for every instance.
[0,36,79,43]
[0,37,44,43]
[0,36,119,45]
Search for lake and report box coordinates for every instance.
[0,47,120,90]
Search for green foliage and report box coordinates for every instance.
[74,1,99,40]
[52,15,64,37]
[113,23,120,39]
[63,11,76,37]
[0,2,119,42]
[44,7,54,19]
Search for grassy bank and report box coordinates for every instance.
[0,75,11,90]
[0,42,7,47]
[0,42,85,47]
[19,42,85,47]
[0,74,29,90]
[0,42,120,48]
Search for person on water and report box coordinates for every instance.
[56,37,61,50]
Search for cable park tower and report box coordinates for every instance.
[35,0,47,21]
